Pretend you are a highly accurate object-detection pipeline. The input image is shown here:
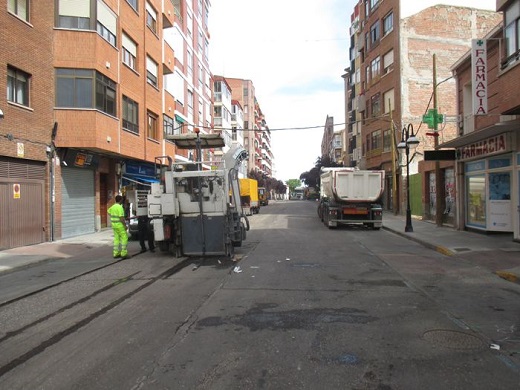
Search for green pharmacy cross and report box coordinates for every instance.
[422,108,444,130]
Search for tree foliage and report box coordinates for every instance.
[285,179,301,193]
[247,170,287,195]
[300,156,343,190]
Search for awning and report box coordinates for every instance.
[440,120,520,148]
[122,173,159,186]
[175,114,187,124]
[165,133,225,149]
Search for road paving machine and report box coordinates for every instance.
[147,130,249,257]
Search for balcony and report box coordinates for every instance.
[163,41,174,75]
[171,0,183,25]
[162,0,174,28]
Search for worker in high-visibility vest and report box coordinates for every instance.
[108,194,130,259]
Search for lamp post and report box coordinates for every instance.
[397,124,419,232]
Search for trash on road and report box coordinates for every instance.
[490,343,501,350]
[233,266,242,273]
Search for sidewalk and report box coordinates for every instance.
[0,229,140,275]
[382,214,520,284]
[1,216,519,283]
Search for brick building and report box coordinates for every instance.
[1,0,213,248]
[440,0,520,240]
[1,1,54,249]
[347,0,501,220]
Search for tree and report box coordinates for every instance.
[285,179,301,194]
[248,170,287,197]
[300,155,342,191]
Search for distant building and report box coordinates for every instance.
[224,78,274,178]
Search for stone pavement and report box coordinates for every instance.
[0,214,519,283]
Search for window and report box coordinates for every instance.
[146,56,158,87]
[187,12,193,38]
[365,32,370,52]
[370,21,380,46]
[122,95,139,134]
[383,89,395,113]
[371,56,381,79]
[95,72,116,115]
[371,93,381,118]
[126,0,138,11]
[97,0,117,46]
[7,66,30,106]
[365,65,370,85]
[383,12,393,36]
[146,2,157,34]
[56,68,116,116]
[187,90,194,117]
[147,111,158,140]
[187,50,193,78]
[383,49,394,74]
[504,1,520,66]
[370,0,379,10]
[57,0,91,29]
[371,130,381,150]
[383,130,391,152]
[122,33,137,70]
[8,0,28,21]
[164,114,175,136]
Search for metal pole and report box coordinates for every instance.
[405,140,413,232]
[433,54,444,227]
[390,101,398,215]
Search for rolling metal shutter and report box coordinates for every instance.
[61,167,95,238]
[0,157,45,249]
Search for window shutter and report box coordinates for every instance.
[97,0,117,35]
[146,57,157,77]
[60,0,91,17]
[122,33,137,56]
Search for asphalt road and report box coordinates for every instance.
[0,200,519,389]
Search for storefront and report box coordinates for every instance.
[442,127,519,239]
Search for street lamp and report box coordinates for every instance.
[397,124,419,232]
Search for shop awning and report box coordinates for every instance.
[440,120,520,148]
[122,173,160,186]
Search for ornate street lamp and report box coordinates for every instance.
[397,124,419,232]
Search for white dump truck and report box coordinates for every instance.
[317,167,385,229]
[147,132,249,257]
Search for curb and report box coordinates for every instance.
[382,226,455,256]
[495,271,520,284]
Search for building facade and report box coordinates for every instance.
[348,0,501,217]
[224,77,273,178]
[1,1,55,249]
[1,0,213,248]
[441,0,520,240]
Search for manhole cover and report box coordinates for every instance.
[423,329,486,351]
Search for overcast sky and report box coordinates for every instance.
[208,0,497,183]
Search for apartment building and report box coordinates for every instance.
[348,0,501,218]
[320,116,335,162]
[0,0,212,248]
[0,2,54,249]
[224,77,273,177]
[440,0,520,240]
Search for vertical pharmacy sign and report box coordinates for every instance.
[471,39,487,115]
